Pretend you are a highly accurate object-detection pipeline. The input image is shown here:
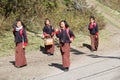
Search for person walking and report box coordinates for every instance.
[88,16,99,52]
[43,18,55,56]
[56,20,75,72]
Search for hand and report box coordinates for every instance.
[55,28,59,32]
[70,38,74,42]
[96,35,98,38]
[23,45,25,49]
[95,32,99,38]
[46,34,50,37]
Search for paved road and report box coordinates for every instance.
[37,1,120,80]
[39,51,120,80]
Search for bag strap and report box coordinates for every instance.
[20,29,23,37]
[66,28,70,40]
[19,29,25,44]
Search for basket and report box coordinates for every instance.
[44,38,54,45]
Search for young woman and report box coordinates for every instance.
[43,18,55,56]
[56,20,75,72]
[88,16,99,51]
[13,20,28,68]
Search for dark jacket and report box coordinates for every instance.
[13,28,28,46]
[43,25,54,37]
[56,28,75,43]
[88,22,98,35]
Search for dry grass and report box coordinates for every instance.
[0,31,44,57]
[0,29,109,57]
[97,0,120,12]
[0,0,106,57]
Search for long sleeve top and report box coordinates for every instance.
[88,22,98,35]
[13,28,28,46]
[56,28,75,43]
[43,25,55,37]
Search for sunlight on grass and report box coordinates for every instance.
[0,28,109,57]
[0,31,44,57]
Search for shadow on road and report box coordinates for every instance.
[87,54,120,60]
[82,43,91,51]
[9,61,15,66]
[40,44,86,55]
[70,47,86,55]
[39,46,47,54]
[48,63,64,71]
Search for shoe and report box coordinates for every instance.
[64,67,69,72]
[91,49,97,52]
[15,64,27,68]
[15,66,21,68]
[50,53,54,55]
[21,64,27,67]
[48,53,53,56]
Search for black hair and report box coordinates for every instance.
[59,20,69,28]
[44,18,50,25]
[90,16,95,20]
[16,19,26,28]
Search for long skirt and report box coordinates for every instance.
[45,44,54,54]
[15,42,27,67]
[60,43,70,68]
[90,34,99,50]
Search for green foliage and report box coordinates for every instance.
[64,0,71,6]
[0,0,105,34]
[0,0,105,55]
[43,0,58,13]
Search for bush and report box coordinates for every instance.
[0,0,105,35]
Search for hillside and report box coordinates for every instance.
[0,0,105,56]
[97,0,120,12]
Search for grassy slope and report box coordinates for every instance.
[0,29,109,57]
[0,31,44,57]
[97,0,120,12]
[0,0,107,57]
[96,0,120,28]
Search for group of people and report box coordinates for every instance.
[43,19,75,71]
[12,16,99,72]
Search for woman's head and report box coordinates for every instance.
[44,18,51,26]
[16,20,22,28]
[90,16,95,23]
[15,19,26,28]
[59,20,69,29]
